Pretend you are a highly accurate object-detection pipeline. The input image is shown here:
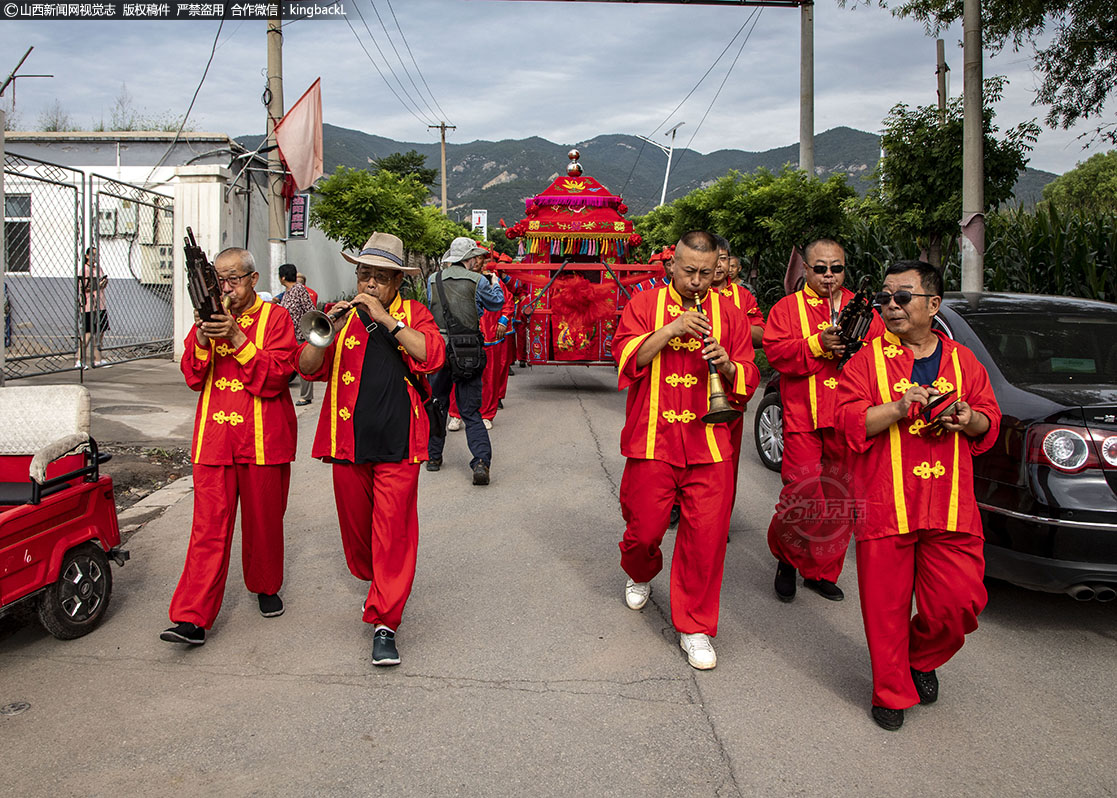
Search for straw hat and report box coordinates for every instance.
[341,232,419,273]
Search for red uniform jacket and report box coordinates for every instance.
[614,284,759,467]
[836,330,1002,541]
[763,285,885,433]
[481,285,516,345]
[719,283,766,337]
[299,295,446,465]
[181,296,298,466]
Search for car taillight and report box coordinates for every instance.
[1027,424,1113,472]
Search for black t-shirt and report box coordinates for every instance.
[910,338,943,386]
[350,308,411,463]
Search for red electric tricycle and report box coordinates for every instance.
[0,385,128,639]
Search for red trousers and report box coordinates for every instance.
[619,458,734,636]
[766,428,852,582]
[857,529,987,709]
[332,461,419,629]
[448,340,510,421]
[170,462,289,629]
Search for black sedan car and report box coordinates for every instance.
[753,292,1117,600]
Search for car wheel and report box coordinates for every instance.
[754,392,783,473]
[37,543,113,640]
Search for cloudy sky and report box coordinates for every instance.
[1,1,1109,175]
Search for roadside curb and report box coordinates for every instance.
[117,473,193,542]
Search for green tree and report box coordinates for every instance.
[372,150,438,188]
[862,77,1039,267]
[845,1,1116,144]
[633,167,857,302]
[310,166,468,281]
[1042,150,1117,213]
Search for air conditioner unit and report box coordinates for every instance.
[138,243,173,285]
[96,208,117,237]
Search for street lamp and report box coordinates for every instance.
[637,122,685,207]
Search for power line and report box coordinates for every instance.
[344,14,434,128]
[619,8,759,196]
[369,0,442,124]
[385,0,450,123]
[143,19,224,186]
[670,7,763,180]
[351,0,437,126]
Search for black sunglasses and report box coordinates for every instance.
[874,290,936,306]
[810,264,845,274]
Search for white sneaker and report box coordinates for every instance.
[483,418,493,430]
[679,633,717,670]
[446,416,462,431]
[624,578,651,610]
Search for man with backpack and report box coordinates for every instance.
[426,237,506,485]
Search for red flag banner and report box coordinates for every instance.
[784,245,805,296]
[274,78,323,191]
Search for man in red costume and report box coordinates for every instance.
[298,233,446,667]
[837,260,1000,731]
[763,238,883,603]
[162,247,298,646]
[613,231,759,670]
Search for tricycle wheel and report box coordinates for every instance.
[37,543,113,640]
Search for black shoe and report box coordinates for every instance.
[871,705,904,731]
[498,399,504,408]
[295,398,311,406]
[426,458,442,472]
[472,462,490,486]
[669,504,681,527]
[160,622,206,645]
[258,593,284,617]
[911,668,939,705]
[372,627,400,666]
[803,578,845,601]
[774,561,797,602]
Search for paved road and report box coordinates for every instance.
[2,365,1114,797]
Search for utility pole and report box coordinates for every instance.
[266,17,285,293]
[936,38,949,124]
[799,1,814,176]
[960,0,983,293]
[637,121,684,207]
[428,122,456,214]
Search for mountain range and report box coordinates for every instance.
[238,124,1057,229]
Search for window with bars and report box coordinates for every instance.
[4,193,31,273]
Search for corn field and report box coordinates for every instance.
[751,205,1116,310]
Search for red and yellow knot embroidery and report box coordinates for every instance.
[528,221,540,230]
[720,288,733,297]
[211,410,244,426]
[341,370,356,385]
[613,222,626,232]
[666,305,684,318]
[817,322,831,331]
[821,351,836,360]
[882,344,903,359]
[668,337,702,352]
[893,377,916,394]
[214,377,244,392]
[806,296,824,307]
[913,460,946,479]
[344,336,360,350]
[215,343,235,357]
[908,418,929,436]
[339,408,352,421]
[237,315,254,329]
[661,409,697,424]
[391,310,407,322]
[932,377,955,394]
[665,373,699,388]
[824,377,838,389]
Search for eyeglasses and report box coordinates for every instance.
[217,272,255,287]
[874,290,936,306]
[810,264,845,274]
[356,269,397,285]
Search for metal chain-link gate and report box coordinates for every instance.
[89,173,174,366]
[2,153,84,379]
[2,155,174,380]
